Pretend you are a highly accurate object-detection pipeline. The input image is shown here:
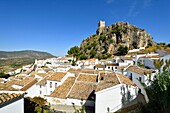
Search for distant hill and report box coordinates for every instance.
[0,50,55,73]
[0,50,55,59]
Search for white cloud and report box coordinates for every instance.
[127,1,138,17]
[106,0,115,4]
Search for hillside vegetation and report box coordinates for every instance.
[68,21,156,59]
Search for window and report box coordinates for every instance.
[138,89,141,93]
[130,73,132,81]
[101,77,104,80]
[55,83,57,88]
[50,82,52,88]
[108,66,110,69]
[139,77,142,81]
[40,91,42,94]
[115,67,117,69]
[40,85,41,88]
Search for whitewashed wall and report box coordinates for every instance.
[124,60,134,65]
[46,80,61,95]
[0,96,24,113]
[25,84,39,98]
[36,84,47,97]
[95,84,137,113]
[45,97,94,107]
[126,70,150,102]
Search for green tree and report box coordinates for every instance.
[72,60,76,66]
[79,55,88,60]
[68,46,80,59]
[141,59,170,113]
[132,41,138,49]
[143,71,170,113]
[117,46,128,55]
[167,43,170,47]
[90,50,97,58]
[154,59,164,72]
[0,72,10,79]
[99,35,106,42]
[109,39,114,44]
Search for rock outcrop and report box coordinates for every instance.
[79,21,156,59]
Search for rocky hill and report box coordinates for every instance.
[79,21,156,59]
[0,50,54,59]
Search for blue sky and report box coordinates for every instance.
[0,0,170,56]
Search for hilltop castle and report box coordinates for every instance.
[98,20,105,28]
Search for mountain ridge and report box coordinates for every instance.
[0,50,55,59]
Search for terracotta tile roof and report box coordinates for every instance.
[0,93,22,104]
[47,72,67,81]
[29,71,37,75]
[117,66,125,70]
[107,63,118,66]
[80,69,99,74]
[96,72,120,92]
[44,68,53,72]
[95,64,105,68]
[68,82,97,100]
[6,77,37,90]
[77,74,97,83]
[118,59,124,63]
[116,72,136,86]
[0,83,18,91]
[36,76,49,86]
[36,73,48,78]
[127,65,154,75]
[15,77,36,86]
[0,78,5,81]
[139,55,160,58]
[57,66,68,68]
[50,77,76,99]
[122,57,134,60]
[21,78,37,91]
[99,72,120,83]
[50,73,97,100]
[95,82,118,92]
[57,57,67,60]
[67,69,81,77]
[164,48,170,54]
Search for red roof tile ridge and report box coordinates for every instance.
[65,72,81,98]
[115,72,121,84]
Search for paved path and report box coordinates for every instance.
[50,104,94,113]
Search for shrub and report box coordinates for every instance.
[117,46,128,55]
[0,72,10,79]
[109,39,114,43]
[99,35,106,42]
[79,55,88,60]
[90,50,97,58]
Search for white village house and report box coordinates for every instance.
[46,72,75,95]
[95,72,137,113]
[45,70,138,113]
[0,91,25,113]
[125,65,156,102]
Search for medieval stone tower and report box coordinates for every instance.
[98,20,105,28]
[96,20,105,35]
